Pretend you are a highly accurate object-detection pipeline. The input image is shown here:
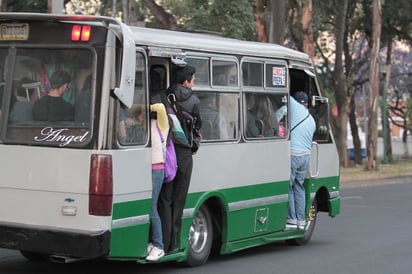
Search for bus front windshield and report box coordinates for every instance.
[0,48,94,147]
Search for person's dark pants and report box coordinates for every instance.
[158,146,193,252]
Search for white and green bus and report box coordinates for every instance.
[0,13,340,266]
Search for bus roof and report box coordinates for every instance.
[130,26,311,64]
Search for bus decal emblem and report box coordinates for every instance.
[34,127,90,147]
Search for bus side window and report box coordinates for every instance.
[212,59,237,86]
[198,92,233,141]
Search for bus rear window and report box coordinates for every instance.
[0,48,94,147]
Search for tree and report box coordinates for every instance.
[255,0,268,42]
[269,0,287,45]
[332,0,350,167]
[365,0,382,170]
[0,0,48,12]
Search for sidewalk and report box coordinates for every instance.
[340,158,412,189]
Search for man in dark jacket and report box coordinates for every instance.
[158,64,202,253]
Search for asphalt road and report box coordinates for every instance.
[0,179,411,274]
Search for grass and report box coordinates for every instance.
[340,158,412,183]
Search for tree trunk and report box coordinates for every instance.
[122,0,138,26]
[255,0,268,42]
[300,0,314,59]
[48,0,64,14]
[349,93,363,165]
[269,0,286,44]
[402,129,409,158]
[366,0,382,170]
[332,0,349,167]
[385,42,393,161]
[142,0,178,30]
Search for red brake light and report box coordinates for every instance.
[71,25,81,41]
[81,25,91,41]
[72,25,91,42]
[89,154,113,216]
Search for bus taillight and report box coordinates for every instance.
[71,25,81,41]
[72,25,91,42]
[89,154,113,216]
[81,25,91,41]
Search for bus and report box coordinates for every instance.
[0,13,340,266]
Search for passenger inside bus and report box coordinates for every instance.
[118,104,145,144]
[199,93,229,140]
[245,94,261,138]
[32,70,74,122]
[74,67,92,123]
[254,95,278,137]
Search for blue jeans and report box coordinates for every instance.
[150,169,164,249]
[288,154,310,225]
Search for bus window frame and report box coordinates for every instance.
[241,58,289,142]
[186,53,241,143]
[210,55,239,89]
[116,48,149,147]
[1,45,97,148]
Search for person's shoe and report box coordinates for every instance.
[147,242,154,255]
[146,246,165,261]
[297,221,306,230]
[285,222,297,230]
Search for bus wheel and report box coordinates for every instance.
[186,205,213,267]
[20,251,48,262]
[287,198,318,246]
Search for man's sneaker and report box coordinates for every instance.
[146,246,165,261]
[285,222,297,230]
[147,242,154,255]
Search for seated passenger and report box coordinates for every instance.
[245,94,261,138]
[199,94,229,140]
[33,70,74,122]
[118,105,145,144]
[255,96,277,137]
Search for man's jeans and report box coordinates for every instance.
[288,153,310,225]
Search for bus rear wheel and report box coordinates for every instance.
[186,205,213,267]
[287,198,318,246]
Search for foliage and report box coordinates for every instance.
[144,0,255,40]
[5,0,47,12]
[65,0,105,15]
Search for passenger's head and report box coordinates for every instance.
[246,94,255,110]
[175,65,196,87]
[50,70,71,90]
[292,91,308,107]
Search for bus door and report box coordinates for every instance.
[289,64,339,217]
[108,47,154,258]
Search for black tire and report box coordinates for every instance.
[20,251,48,262]
[287,198,318,246]
[186,205,213,267]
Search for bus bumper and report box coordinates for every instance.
[0,222,110,258]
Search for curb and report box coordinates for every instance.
[340,175,412,189]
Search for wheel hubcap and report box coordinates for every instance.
[189,210,209,253]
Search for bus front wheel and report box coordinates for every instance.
[186,205,213,267]
[287,198,318,246]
